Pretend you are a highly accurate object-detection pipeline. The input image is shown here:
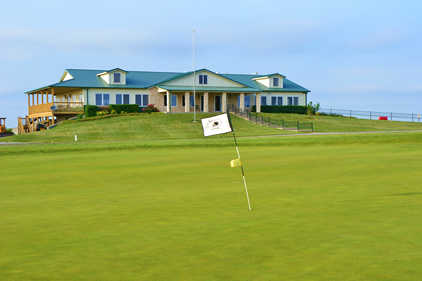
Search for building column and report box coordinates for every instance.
[222,92,227,112]
[41,91,44,104]
[51,88,55,104]
[239,93,245,112]
[166,91,171,113]
[204,92,209,112]
[36,92,39,105]
[256,93,261,113]
[32,93,34,105]
[184,92,190,112]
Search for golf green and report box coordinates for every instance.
[2,137,422,280]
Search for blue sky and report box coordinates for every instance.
[1,0,421,126]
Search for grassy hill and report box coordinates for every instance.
[259,112,422,132]
[4,113,286,143]
[4,111,422,145]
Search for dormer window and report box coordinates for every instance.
[273,77,279,87]
[199,74,208,85]
[114,72,121,83]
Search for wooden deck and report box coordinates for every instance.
[21,87,85,134]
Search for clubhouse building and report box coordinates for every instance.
[25,68,310,124]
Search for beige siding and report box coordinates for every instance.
[55,89,83,102]
[261,92,307,106]
[87,88,150,105]
[163,70,245,88]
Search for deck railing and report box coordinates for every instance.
[29,102,84,115]
[52,102,84,113]
[28,103,54,115]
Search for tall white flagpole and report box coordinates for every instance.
[192,29,197,122]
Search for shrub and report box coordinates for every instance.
[252,105,308,114]
[96,111,109,116]
[109,104,140,114]
[84,105,99,117]
[110,109,117,115]
[142,104,160,113]
[306,102,320,115]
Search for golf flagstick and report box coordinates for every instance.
[201,113,252,211]
[231,130,252,211]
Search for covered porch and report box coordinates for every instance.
[157,88,262,113]
[24,87,85,133]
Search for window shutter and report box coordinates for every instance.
[123,94,130,104]
[171,95,177,106]
[142,95,148,106]
[116,94,122,104]
[95,94,102,105]
[103,94,110,105]
[135,95,142,106]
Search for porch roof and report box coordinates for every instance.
[158,86,258,93]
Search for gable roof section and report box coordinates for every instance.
[55,69,179,89]
[252,73,286,80]
[97,68,128,76]
[26,69,309,93]
[154,68,251,88]
[222,73,309,92]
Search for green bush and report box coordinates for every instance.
[97,111,109,116]
[141,104,160,113]
[307,102,320,115]
[84,105,99,117]
[252,105,308,114]
[109,104,140,114]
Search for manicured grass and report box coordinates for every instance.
[259,112,422,132]
[2,133,422,280]
[3,113,286,143]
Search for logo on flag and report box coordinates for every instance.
[201,113,233,136]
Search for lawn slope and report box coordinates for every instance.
[4,113,285,143]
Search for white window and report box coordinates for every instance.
[273,77,279,87]
[114,72,121,83]
[287,96,299,106]
[199,74,208,85]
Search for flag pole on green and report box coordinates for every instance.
[201,113,252,211]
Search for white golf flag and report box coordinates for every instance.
[201,113,233,136]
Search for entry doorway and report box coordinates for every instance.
[200,95,204,112]
[215,95,222,112]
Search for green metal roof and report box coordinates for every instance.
[26,68,310,93]
[159,86,258,93]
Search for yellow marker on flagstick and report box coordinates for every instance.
[201,113,252,211]
[230,158,242,168]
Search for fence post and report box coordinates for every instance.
[370,112,372,120]
[412,113,414,122]
[390,112,393,121]
[312,122,314,132]
[350,110,352,119]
